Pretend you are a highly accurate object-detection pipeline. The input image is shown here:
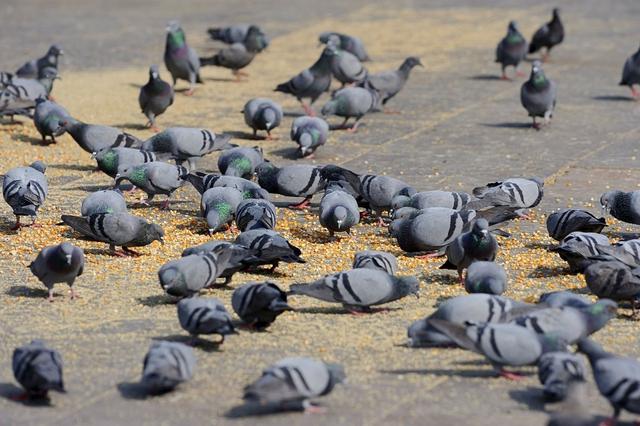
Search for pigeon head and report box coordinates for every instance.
[326,363,346,387]
[582,299,617,333]
[245,26,269,52]
[255,160,277,183]
[29,161,47,173]
[391,194,411,210]
[205,208,223,234]
[508,21,519,32]
[401,56,423,72]
[297,132,314,156]
[115,165,146,187]
[391,206,419,221]
[141,222,165,245]
[158,265,184,296]
[318,32,333,44]
[149,65,161,80]
[320,99,338,116]
[51,242,77,268]
[552,8,561,19]
[472,218,490,237]
[256,105,279,131]
[166,21,186,48]
[396,276,420,298]
[332,206,349,229]
[48,44,64,57]
[529,61,548,87]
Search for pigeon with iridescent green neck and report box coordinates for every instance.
[218,146,263,179]
[59,119,142,154]
[201,186,244,234]
[139,65,174,131]
[290,116,329,158]
[495,21,528,80]
[521,61,557,129]
[164,21,202,95]
[115,162,187,209]
[182,171,269,199]
[33,98,70,144]
[94,147,159,179]
[15,45,64,79]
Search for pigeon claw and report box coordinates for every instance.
[498,370,525,381]
[304,404,327,414]
[289,198,311,210]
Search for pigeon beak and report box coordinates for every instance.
[265,122,272,129]
[337,219,344,228]
[415,292,420,299]
[115,173,121,179]
[481,230,488,236]
[600,204,607,216]
[54,76,62,80]
[417,60,424,67]
[208,228,214,236]
[65,254,72,264]
[159,238,165,245]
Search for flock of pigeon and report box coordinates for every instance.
[2,7,640,425]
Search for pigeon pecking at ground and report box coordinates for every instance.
[235,198,277,231]
[234,229,305,272]
[115,162,187,209]
[232,282,292,330]
[464,261,507,295]
[290,115,329,158]
[138,65,174,131]
[319,188,360,236]
[164,21,202,95]
[255,162,325,209]
[80,189,128,216]
[200,26,268,81]
[242,98,283,140]
[140,340,196,395]
[217,146,264,179]
[59,119,142,154]
[159,250,233,297]
[29,242,85,302]
[200,186,244,234]
[352,250,398,275]
[177,297,236,344]
[182,171,269,199]
[94,147,159,180]
[12,340,65,400]
[546,208,607,241]
[33,98,70,144]
[537,351,586,402]
[2,161,48,229]
[600,189,640,225]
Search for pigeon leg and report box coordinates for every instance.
[301,103,316,117]
[289,197,311,210]
[347,117,363,133]
[109,245,128,257]
[11,215,22,230]
[377,217,386,226]
[415,252,443,259]
[266,130,275,141]
[631,86,639,99]
[543,110,552,126]
[29,217,41,227]
[122,247,142,257]
[597,419,616,426]
[231,70,247,83]
[515,67,526,77]
[69,286,77,300]
[160,197,171,210]
[532,117,541,130]
[48,288,54,303]
[498,369,525,380]
[236,70,249,77]
[185,84,195,96]
[304,404,327,414]
[458,271,465,283]
[138,194,150,206]
[541,50,549,63]
[340,117,350,129]
[383,108,401,114]
[500,70,511,81]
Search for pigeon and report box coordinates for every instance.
[441,218,498,279]
[33,98,70,144]
[358,174,416,222]
[468,177,544,210]
[141,127,233,170]
[321,86,379,132]
[182,172,269,199]
[528,8,564,61]
[234,229,305,271]
[274,47,334,116]
[319,164,363,203]
[243,357,345,413]
[200,186,244,233]
[115,162,187,209]
[164,21,201,95]
[181,240,257,285]
[12,340,64,399]
[208,24,269,50]
[81,189,127,216]
[464,261,507,295]
[546,380,598,426]
[550,231,610,273]
[218,146,264,179]
[319,189,360,236]
[391,208,476,254]
[139,65,174,131]
[619,44,640,99]
[61,212,164,256]
[359,57,422,110]
[3,161,48,229]
[59,119,142,154]
[546,209,606,241]
[289,268,419,313]
[29,242,85,302]
[0,68,59,116]
[15,45,64,79]
[177,297,236,343]
[495,21,528,80]
[577,338,640,424]
[538,352,586,402]
[326,35,367,86]
[94,147,159,179]
[520,61,557,129]
[319,31,370,61]
[583,261,640,310]
[352,250,397,275]
[242,98,283,140]
[290,115,329,158]
[140,341,195,395]
[235,198,277,231]
[200,26,268,80]
[595,239,640,267]
[255,162,325,209]
[232,282,292,329]
[407,294,535,347]
[159,251,231,297]
[538,291,593,309]
[391,190,470,211]
[600,190,640,225]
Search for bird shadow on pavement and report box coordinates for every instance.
[480,122,531,129]
[49,163,96,172]
[10,133,43,146]
[152,334,223,353]
[63,184,122,193]
[116,382,149,400]
[112,123,148,131]
[5,285,49,299]
[379,368,499,379]
[270,147,300,160]
[137,294,178,307]
[0,383,53,407]
[295,306,401,315]
[468,74,502,81]
[528,265,571,278]
[205,77,237,83]
[592,95,636,102]
[225,402,305,418]
[245,268,288,279]
[223,130,263,140]
[508,387,546,412]
[283,110,306,118]
[127,83,142,89]
[524,241,550,250]
[606,231,640,240]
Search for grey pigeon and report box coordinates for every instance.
[321,86,379,132]
[326,35,367,86]
[464,261,507,295]
[392,190,470,211]
[33,98,70,144]
[583,261,640,309]
[546,380,598,426]
[352,250,397,275]
[546,209,606,241]
[164,21,201,95]
[200,186,244,233]
[600,190,640,225]
[140,341,195,395]
[139,65,174,131]
[235,198,277,231]
[468,177,544,210]
[3,161,48,229]
[256,162,325,209]
[60,119,142,154]
[182,171,269,199]
[319,32,370,61]
[177,297,236,343]
[495,21,528,80]
[549,231,610,273]
[218,146,264,179]
[234,229,305,271]
[0,71,13,87]
[232,282,292,329]
[29,242,84,302]
[319,189,360,236]
[538,291,592,309]
[243,357,345,413]
[319,164,364,205]
[521,61,557,129]
[94,147,159,179]
[593,239,640,267]
[81,189,127,216]
[620,44,640,99]
[13,340,64,398]
[529,8,564,60]
[289,268,419,313]
[200,26,268,80]
[115,161,187,209]
[208,24,269,50]
[243,98,283,139]
[441,218,499,279]
[0,68,58,116]
[61,212,164,256]
[577,338,640,423]
[358,174,416,223]
[15,45,63,79]
[290,115,329,158]
[159,251,231,297]
[141,127,233,170]
[181,240,256,285]
[359,57,422,110]
[538,352,586,402]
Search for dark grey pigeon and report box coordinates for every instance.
[256,162,325,209]
[583,261,640,308]
[200,186,244,233]
[358,174,416,223]
[234,229,305,271]
[441,218,499,279]
[353,250,397,275]
[600,190,640,225]
[200,26,268,80]
[465,261,507,295]
[139,65,174,131]
[13,340,64,399]
[521,61,557,129]
[208,24,269,50]
[243,357,345,413]
[319,164,364,205]
[243,98,283,139]
[140,341,195,395]
[0,68,58,116]
[468,177,544,210]
[94,147,158,179]
[3,161,48,229]
[164,21,202,95]
[577,338,640,423]
[181,240,257,285]
[81,189,127,216]
[319,189,360,236]
[495,21,528,80]
[290,115,329,158]
[33,98,70,144]
[595,239,640,267]
[115,161,187,209]
[177,297,236,343]
[359,57,422,110]
[182,171,269,199]
[29,242,84,302]
[289,268,419,313]
[528,8,564,60]
[326,35,367,86]
[538,352,586,402]
[232,282,292,329]
[218,146,264,179]
[319,32,370,61]
[15,45,63,79]
[235,198,277,231]
[392,190,470,211]
[159,251,230,297]
[549,231,610,273]
[546,209,606,241]
[61,212,164,256]
[620,44,640,99]
[321,86,379,132]
[538,291,592,309]
[60,119,142,154]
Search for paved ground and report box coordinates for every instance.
[2,0,640,425]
